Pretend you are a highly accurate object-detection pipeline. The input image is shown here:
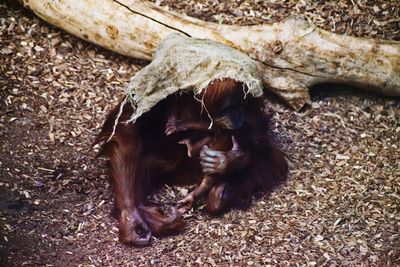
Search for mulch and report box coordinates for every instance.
[0,1,399,266]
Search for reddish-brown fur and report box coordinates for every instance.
[175,127,234,214]
[95,79,288,246]
[202,78,244,116]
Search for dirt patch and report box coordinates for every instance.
[1,1,399,266]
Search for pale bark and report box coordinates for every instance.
[19,0,400,110]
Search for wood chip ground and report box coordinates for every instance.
[0,1,399,266]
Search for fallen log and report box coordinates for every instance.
[19,0,400,110]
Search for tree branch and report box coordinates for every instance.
[19,0,400,110]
